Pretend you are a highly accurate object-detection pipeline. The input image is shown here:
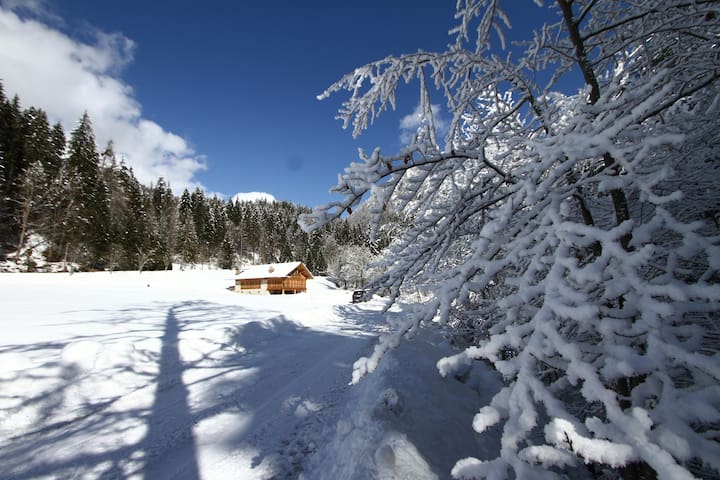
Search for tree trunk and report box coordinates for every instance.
[558,3,650,478]
[558,0,632,250]
[15,176,38,262]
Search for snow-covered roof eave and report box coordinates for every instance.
[235,261,312,280]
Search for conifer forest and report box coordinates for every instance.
[0,82,389,284]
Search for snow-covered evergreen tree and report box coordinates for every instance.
[176,188,199,267]
[12,108,65,259]
[66,112,110,267]
[149,177,177,270]
[300,1,720,478]
[0,91,26,250]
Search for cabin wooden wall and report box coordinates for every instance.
[236,276,307,294]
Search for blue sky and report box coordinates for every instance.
[0,0,554,207]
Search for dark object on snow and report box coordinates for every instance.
[352,290,367,303]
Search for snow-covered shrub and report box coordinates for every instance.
[301,1,720,478]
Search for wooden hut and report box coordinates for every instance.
[234,262,313,294]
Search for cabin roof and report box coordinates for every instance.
[235,261,313,280]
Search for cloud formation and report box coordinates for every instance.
[0,6,206,193]
[231,192,277,203]
[399,102,450,145]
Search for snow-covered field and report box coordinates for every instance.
[0,269,501,479]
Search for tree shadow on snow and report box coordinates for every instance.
[0,299,380,479]
[198,314,374,478]
[332,302,389,336]
[0,301,252,479]
[140,305,200,480]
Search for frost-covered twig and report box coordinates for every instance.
[303,1,720,478]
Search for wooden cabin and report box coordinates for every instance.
[235,262,313,294]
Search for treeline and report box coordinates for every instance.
[0,83,390,275]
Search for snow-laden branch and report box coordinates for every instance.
[304,0,720,477]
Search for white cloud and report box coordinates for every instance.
[399,102,449,144]
[0,7,206,193]
[231,192,277,203]
[0,0,59,23]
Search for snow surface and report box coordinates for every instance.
[0,269,501,479]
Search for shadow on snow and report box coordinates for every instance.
[0,299,380,479]
[141,305,200,480]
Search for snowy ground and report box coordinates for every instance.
[0,268,501,479]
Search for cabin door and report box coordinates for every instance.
[260,280,267,291]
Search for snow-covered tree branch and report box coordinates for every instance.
[301,1,720,478]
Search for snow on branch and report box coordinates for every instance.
[305,0,720,478]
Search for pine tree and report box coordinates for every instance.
[102,143,125,270]
[66,112,110,268]
[49,123,65,178]
[189,187,211,262]
[14,161,45,262]
[13,108,66,256]
[0,92,26,250]
[217,236,234,269]
[22,108,55,176]
[150,178,177,269]
[206,196,228,260]
[176,189,198,267]
[242,203,261,260]
[305,231,327,275]
[42,122,67,261]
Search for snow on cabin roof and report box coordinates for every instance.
[235,261,312,280]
